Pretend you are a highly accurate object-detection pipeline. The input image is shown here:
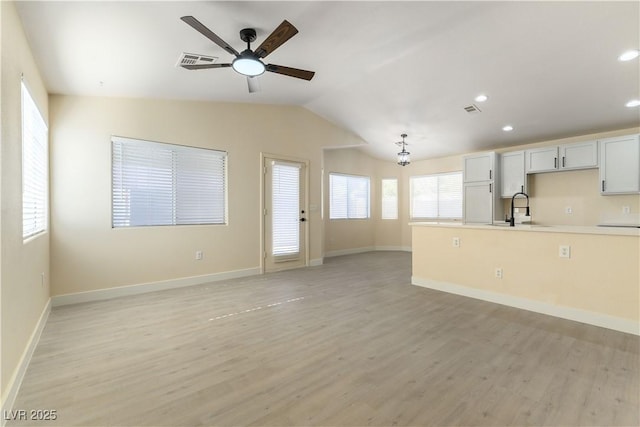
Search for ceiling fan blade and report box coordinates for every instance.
[181,16,239,57]
[266,64,315,81]
[254,20,299,59]
[181,63,232,70]
[247,76,261,93]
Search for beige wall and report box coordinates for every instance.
[412,225,639,328]
[1,1,50,405]
[322,148,404,254]
[49,95,364,296]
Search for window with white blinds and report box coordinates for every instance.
[112,137,226,227]
[329,173,370,219]
[381,178,398,219]
[410,172,462,219]
[272,162,300,258]
[22,82,48,239]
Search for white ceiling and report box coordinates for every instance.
[15,1,640,161]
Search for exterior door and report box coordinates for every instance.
[264,157,307,272]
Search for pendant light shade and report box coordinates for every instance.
[396,134,410,166]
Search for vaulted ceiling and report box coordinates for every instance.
[16,1,640,160]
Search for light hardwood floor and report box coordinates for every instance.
[9,252,640,426]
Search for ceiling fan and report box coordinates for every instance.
[180,16,315,93]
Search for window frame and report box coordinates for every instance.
[410,171,463,221]
[111,136,228,228]
[21,80,49,241]
[329,172,371,220]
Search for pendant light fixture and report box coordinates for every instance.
[396,134,410,166]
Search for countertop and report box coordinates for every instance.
[409,221,640,236]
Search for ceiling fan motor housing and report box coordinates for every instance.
[240,28,257,44]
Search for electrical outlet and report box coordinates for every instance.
[622,206,630,214]
[40,272,45,287]
[195,250,203,260]
[559,245,571,258]
[565,206,572,214]
[495,268,503,279]
[452,237,460,248]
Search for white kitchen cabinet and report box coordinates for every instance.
[463,152,495,183]
[526,140,598,173]
[500,150,526,198]
[559,140,598,170]
[463,151,498,224]
[525,146,559,173]
[600,134,640,194]
[463,182,495,224]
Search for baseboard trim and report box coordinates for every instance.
[325,246,410,258]
[412,277,639,336]
[309,258,323,267]
[52,267,262,307]
[1,298,51,425]
[374,245,412,252]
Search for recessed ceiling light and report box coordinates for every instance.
[502,125,514,132]
[626,99,640,108]
[475,94,488,103]
[618,49,640,61]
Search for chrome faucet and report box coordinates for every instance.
[507,191,530,227]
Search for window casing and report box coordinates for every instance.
[329,173,370,219]
[112,136,227,227]
[381,178,398,219]
[22,82,48,240]
[410,172,463,220]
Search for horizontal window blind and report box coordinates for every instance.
[381,178,398,219]
[411,172,462,219]
[112,137,226,227]
[22,82,48,239]
[329,173,370,219]
[272,162,300,258]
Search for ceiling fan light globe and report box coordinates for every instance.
[232,57,266,77]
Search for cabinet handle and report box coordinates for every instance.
[602,180,605,192]
[554,157,557,168]
[489,169,492,180]
[562,156,566,167]
[489,183,492,193]
[521,185,524,192]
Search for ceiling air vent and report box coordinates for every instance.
[464,104,482,114]
[176,53,218,68]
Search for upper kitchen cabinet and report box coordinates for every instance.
[463,152,496,183]
[600,134,640,195]
[500,150,526,198]
[526,140,598,173]
[525,146,558,173]
[560,140,598,170]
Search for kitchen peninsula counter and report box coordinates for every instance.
[410,221,640,236]
[411,222,639,335]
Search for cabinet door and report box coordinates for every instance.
[560,140,598,170]
[525,146,558,173]
[464,153,494,183]
[500,151,526,197]
[464,182,493,224]
[600,134,640,194]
